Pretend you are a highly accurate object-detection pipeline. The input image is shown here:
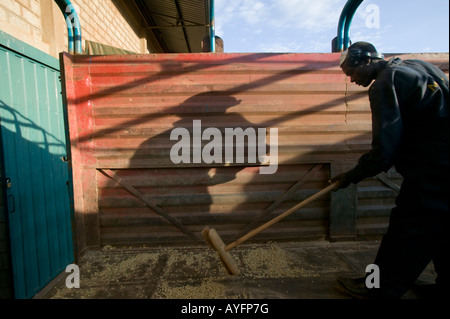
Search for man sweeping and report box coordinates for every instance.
[332,41,449,299]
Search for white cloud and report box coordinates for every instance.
[272,0,344,32]
[259,43,292,53]
[215,0,349,52]
[239,0,268,25]
[216,0,346,34]
[215,0,449,53]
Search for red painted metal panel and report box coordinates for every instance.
[60,52,449,251]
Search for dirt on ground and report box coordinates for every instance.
[39,241,436,299]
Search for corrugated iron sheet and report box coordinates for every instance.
[356,170,402,239]
[0,37,73,298]
[60,52,449,251]
[142,0,209,52]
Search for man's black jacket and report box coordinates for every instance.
[346,57,449,183]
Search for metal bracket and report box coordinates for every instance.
[233,163,324,240]
[99,169,203,243]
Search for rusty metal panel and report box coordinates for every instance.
[356,170,403,239]
[60,52,449,250]
[97,164,331,246]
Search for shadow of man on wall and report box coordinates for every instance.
[127,91,269,243]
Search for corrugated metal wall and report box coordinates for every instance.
[60,52,449,252]
[0,132,10,298]
[1,31,74,299]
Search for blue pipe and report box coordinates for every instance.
[54,0,82,54]
[334,0,363,52]
[66,1,82,54]
[210,0,215,52]
[343,0,363,49]
[335,1,352,51]
[54,0,73,54]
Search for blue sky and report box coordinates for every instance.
[214,0,450,53]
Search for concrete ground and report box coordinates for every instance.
[35,240,436,299]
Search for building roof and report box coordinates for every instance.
[134,0,211,53]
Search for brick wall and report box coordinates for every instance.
[72,0,144,54]
[0,0,152,58]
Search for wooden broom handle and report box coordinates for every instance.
[225,181,339,251]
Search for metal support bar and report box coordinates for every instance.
[174,0,191,53]
[233,164,324,240]
[133,0,169,52]
[329,163,357,241]
[376,173,400,193]
[144,24,207,29]
[144,10,207,27]
[99,169,203,243]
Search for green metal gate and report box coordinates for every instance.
[0,31,74,299]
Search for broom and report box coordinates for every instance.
[202,181,339,275]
